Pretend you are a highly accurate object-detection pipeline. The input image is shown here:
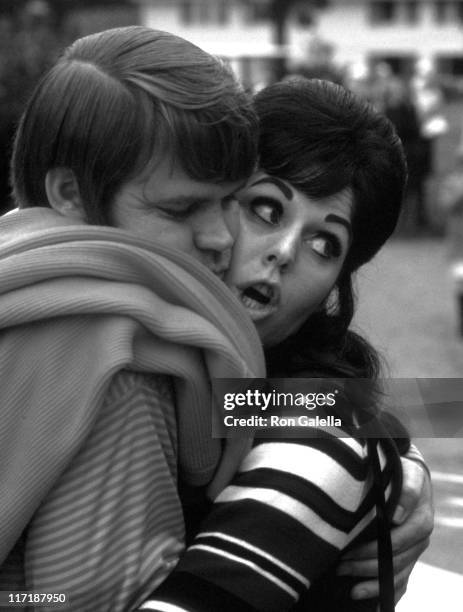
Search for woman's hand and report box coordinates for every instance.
[336,457,434,602]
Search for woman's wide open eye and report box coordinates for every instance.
[310,233,342,259]
[250,197,283,225]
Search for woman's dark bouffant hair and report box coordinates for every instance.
[258,78,407,380]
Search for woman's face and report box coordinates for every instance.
[225,172,353,347]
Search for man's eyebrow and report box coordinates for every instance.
[153,195,208,207]
[324,213,352,237]
[250,177,293,200]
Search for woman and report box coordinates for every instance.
[139,78,432,612]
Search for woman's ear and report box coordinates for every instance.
[45,167,85,221]
[323,285,339,314]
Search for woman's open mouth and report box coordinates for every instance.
[236,282,279,321]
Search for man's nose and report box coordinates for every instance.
[194,202,235,270]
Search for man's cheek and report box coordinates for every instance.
[224,200,241,241]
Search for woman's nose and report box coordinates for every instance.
[264,233,298,270]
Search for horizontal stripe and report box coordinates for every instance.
[31,464,177,537]
[16,372,184,611]
[29,515,180,578]
[188,543,298,599]
[192,534,306,594]
[140,603,188,612]
[233,468,357,532]
[257,434,366,468]
[28,459,179,538]
[198,531,308,588]
[215,486,347,549]
[238,444,365,512]
[337,435,365,455]
[195,498,340,580]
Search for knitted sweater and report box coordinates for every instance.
[140,417,408,612]
[0,208,265,611]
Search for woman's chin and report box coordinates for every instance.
[244,304,277,323]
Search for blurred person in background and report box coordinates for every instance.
[381,76,429,232]
[439,117,463,335]
[411,66,448,231]
[351,63,446,234]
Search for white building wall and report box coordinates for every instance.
[318,1,463,68]
[136,0,463,76]
[137,2,277,58]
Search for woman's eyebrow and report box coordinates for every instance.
[250,177,293,200]
[324,213,352,238]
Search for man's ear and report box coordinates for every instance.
[45,167,85,221]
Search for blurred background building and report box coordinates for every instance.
[136,1,463,87]
[2,0,463,221]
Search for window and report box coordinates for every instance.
[370,1,396,25]
[247,0,272,22]
[295,5,314,27]
[370,55,417,77]
[451,56,463,74]
[198,1,209,21]
[434,1,450,23]
[180,0,193,24]
[436,55,463,75]
[404,1,418,23]
[217,0,228,24]
[457,1,463,23]
[180,0,230,25]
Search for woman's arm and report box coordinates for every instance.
[337,453,433,602]
[334,408,434,602]
[138,435,393,612]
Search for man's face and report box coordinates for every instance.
[110,157,244,277]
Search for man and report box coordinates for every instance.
[0,26,262,611]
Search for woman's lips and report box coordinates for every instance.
[233,281,280,322]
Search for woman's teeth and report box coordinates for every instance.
[241,283,274,309]
[242,293,263,309]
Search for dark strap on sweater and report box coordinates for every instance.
[367,437,395,612]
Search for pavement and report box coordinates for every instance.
[396,561,463,611]
[354,234,463,377]
[354,235,463,610]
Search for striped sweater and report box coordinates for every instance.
[140,425,407,612]
[0,371,184,611]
